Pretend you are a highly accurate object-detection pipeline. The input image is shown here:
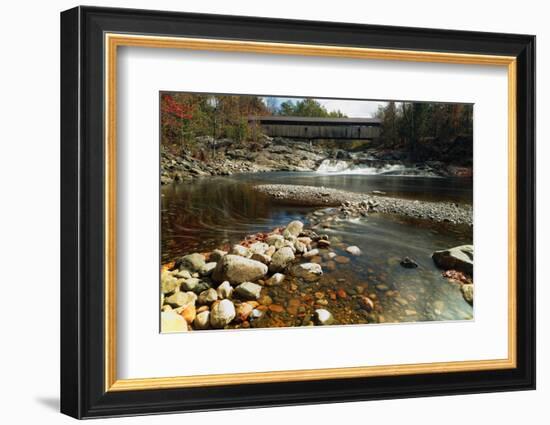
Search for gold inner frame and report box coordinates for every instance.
[104,33,517,392]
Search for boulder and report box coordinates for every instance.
[285,220,304,237]
[265,273,285,286]
[174,253,206,272]
[161,311,188,333]
[314,309,335,325]
[194,311,210,330]
[432,245,473,274]
[210,299,236,328]
[269,246,295,272]
[234,282,263,300]
[290,263,323,282]
[216,281,233,299]
[212,255,268,284]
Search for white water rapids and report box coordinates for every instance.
[315,159,409,175]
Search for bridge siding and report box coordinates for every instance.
[260,123,380,139]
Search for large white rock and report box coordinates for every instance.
[290,263,323,282]
[161,311,188,333]
[210,299,236,328]
[269,246,295,272]
[212,255,268,284]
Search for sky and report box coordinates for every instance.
[263,96,388,118]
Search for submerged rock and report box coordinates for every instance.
[400,257,418,268]
[210,299,236,328]
[432,245,473,274]
[314,309,335,325]
[234,281,263,300]
[174,253,206,272]
[290,263,323,281]
[265,273,285,286]
[346,246,362,256]
[303,248,319,258]
[212,254,268,284]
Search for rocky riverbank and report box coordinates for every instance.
[160,219,474,333]
[161,137,329,185]
[255,184,473,226]
[160,136,473,185]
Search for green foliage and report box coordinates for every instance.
[277,98,347,118]
[375,101,473,161]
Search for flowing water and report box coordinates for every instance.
[161,169,474,325]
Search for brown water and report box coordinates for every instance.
[161,172,473,325]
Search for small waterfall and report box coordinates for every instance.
[316,159,350,173]
[316,159,409,175]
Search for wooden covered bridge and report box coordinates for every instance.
[248,116,381,140]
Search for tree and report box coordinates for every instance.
[277,98,347,118]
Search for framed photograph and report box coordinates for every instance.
[60,6,535,419]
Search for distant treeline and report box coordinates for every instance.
[375,102,473,163]
[160,94,345,152]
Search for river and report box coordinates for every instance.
[161,170,473,325]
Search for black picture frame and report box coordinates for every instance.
[61,5,536,419]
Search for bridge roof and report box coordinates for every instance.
[248,116,381,125]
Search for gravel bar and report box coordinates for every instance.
[255,184,472,226]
